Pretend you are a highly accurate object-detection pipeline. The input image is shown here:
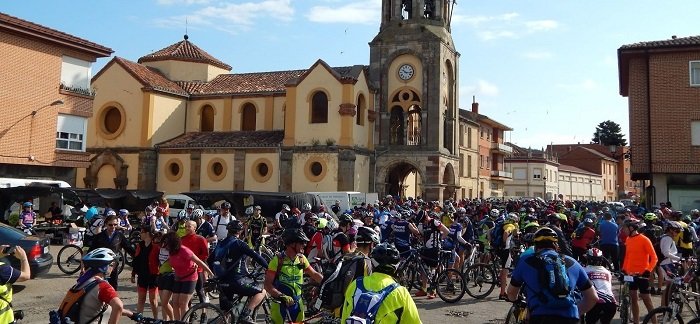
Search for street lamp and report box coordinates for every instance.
[0,100,64,139]
[543,176,547,201]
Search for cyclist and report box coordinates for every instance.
[63,248,137,323]
[177,204,196,221]
[212,201,235,242]
[497,213,520,300]
[546,213,574,257]
[116,209,133,232]
[583,248,616,324]
[390,211,421,257]
[150,207,170,234]
[305,217,328,262]
[598,212,620,272]
[18,201,36,232]
[274,204,292,230]
[181,220,210,305]
[214,220,269,324]
[506,227,598,324]
[415,211,449,299]
[571,218,596,261]
[659,220,682,306]
[302,213,319,244]
[193,209,216,246]
[89,214,135,291]
[244,205,267,249]
[0,245,30,324]
[620,217,657,324]
[329,214,355,263]
[264,228,323,324]
[341,243,422,323]
[131,227,159,319]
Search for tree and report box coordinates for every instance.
[591,120,627,146]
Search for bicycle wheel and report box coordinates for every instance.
[57,244,83,274]
[463,263,496,299]
[181,302,227,324]
[396,266,417,293]
[504,304,526,324]
[642,306,684,324]
[619,296,630,324]
[687,318,700,324]
[115,250,126,275]
[436,268,466,303]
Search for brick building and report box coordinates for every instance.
[618,35,700,210]
[0,12,112,183]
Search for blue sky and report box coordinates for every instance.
[3,1,699,149]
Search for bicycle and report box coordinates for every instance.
[617,272,633,324]
[395,248,466,303]
[504,292,528,324]
[130,315,187,323]
[56,241,127,275]
[462,246,506,299]
[642,264,700,324]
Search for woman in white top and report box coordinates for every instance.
[659,220,682,306]
[583,248,617,324]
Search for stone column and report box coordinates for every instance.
[337,149,357,191]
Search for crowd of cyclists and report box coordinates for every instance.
[11,192,699,323]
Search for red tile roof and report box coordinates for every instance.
[156,131,284,149]
[191,70,308,95]
[138,37,232,70]
[0,12,112,57]
[100,57,188,96]
[620,35,700,50]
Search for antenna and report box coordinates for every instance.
[184,17,189,40]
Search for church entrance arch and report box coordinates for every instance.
[384,161,423,199]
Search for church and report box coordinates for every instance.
[77,0,466,202]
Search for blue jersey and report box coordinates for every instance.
[510,249,592,319]
[380,220,393,242]
[442,222,463,250]
[391,220,412,248]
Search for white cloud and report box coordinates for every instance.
[461,80,499,97]
[154,0,294,32]
[458,12,519,27]
[522,51,553,60]
[477,30,516,41]
[307,0,381,24]
[525,20,558,32]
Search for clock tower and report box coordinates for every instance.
[369,0,460,201]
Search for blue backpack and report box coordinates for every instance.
[345,277,399,324]
[525,251,576,309]
[489,219,505,249]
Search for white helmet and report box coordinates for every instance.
[82,248,116,270]
[191,209,204,219]
[490,209,500,218]
[245,206,254,215]
[106,210,117,217]
[302,203,312,211]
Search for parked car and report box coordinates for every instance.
[0,223,53,278]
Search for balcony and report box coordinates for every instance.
[491,170,512,179]
[491,142,513,154]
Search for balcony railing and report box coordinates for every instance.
[59,83,95,98]
[491,170,512,179]
[491,142,513,154]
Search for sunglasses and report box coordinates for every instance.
[107,223,118,227]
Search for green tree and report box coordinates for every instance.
[591,120,627,146]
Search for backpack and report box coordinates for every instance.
[55,279,106,324]
[210,238,235,277]
[318,254,367,310]
[525,251,576,309]
[682,224,694,244]
[345,277,399,324]
[490,220,505,249]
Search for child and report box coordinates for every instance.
[131,228,159,319]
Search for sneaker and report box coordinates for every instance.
[239,315,256,324]
[414,290,428,297]
[427,293,437,299]
[499,293,509,301]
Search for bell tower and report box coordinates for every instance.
[369,0,460,201]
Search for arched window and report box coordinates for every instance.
[356,94,366,126]
[390,107,404,145]
[407,105,421,146]
[311,91,328,124]
[241,103,256,131]
[200,105,214,132]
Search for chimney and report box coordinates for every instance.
[472,96,479,114]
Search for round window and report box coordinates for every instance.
[103,107,122,134]
[169,162,180,176]
[310,162,323,176]
[257,163,269,177]
[212,162,224,176]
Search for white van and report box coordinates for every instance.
[0,177,71,188]
[165,194,196,219]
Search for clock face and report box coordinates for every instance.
[398,64,414,80]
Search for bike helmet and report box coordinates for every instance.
[282,204,291,212]
[523,233,535,244]
[665,220,682,231]
[519,207,526,213]
[82,248,116,272]
[22,202,32,207]
[691,209,700,216]
[533,227,558,243]
[370,243,401,272]
[456,207,466,214]
[489,209,500,218]
[302,203,312,212]
[245,206,254,215]
[339,214,354,226]
[187,204,195,210]
[356,226,381,245]
[220,201,231,209]
[106,210,117,217]
[317,218,328,230]
[583,218,594,226]
[586,248,607,267]
[643,213,658,221]
[226,220,244,232]
[282,228,310,245]
[118,209,129,216]
[623,218,643,229]
[305,213,319,223]
[670,210,683,220]
[505,213,519,224]
[191,209,203,220]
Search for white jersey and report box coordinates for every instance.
[212,213,235,240]
[584,265,616,304]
